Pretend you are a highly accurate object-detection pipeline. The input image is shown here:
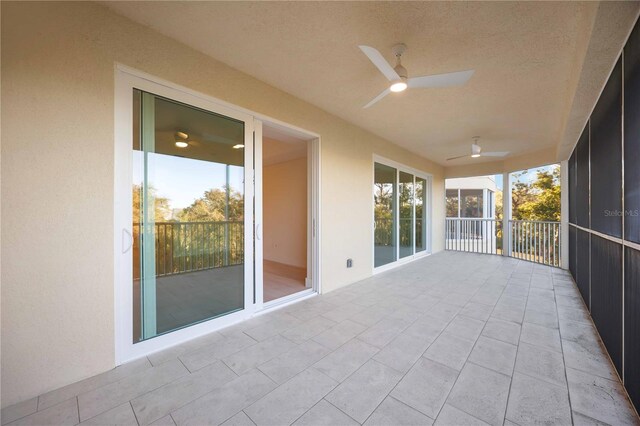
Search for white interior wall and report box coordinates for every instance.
[263,156,307,269]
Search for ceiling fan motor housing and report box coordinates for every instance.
[394,64,408,79]
[392,43,408,79]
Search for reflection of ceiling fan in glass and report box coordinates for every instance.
[359,43,475,108]
[446,137,509,161]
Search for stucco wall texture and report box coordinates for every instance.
[1,2,445,406]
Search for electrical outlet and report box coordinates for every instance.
[347,259,353,268]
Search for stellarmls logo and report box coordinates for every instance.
[603,209,640,217]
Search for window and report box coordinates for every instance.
[373,160,431,269]
[461,189,483,218]
[446,189,459,218]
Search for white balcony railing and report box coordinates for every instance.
[445,218,561,267]
[133,221,244,279]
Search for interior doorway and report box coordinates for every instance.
[258,124,313,303]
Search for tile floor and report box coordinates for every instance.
[3,252,639,425]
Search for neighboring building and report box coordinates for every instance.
[445,176,498,219]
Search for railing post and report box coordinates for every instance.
[502,172,512,257]
[560,160,568,269]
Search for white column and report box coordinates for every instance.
[483,188,489,218]
[560,160,569,269]
[502,172,512,257]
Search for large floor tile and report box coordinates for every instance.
[171,369,277,426]
[514,342,566,387]
[467,336,517,376]
[81,403,138,425]
[364,397,434,426]
[446,363,511,425]
[356,318,412,349]
[391,358,458,419]
[435,404,489,426]
[222,335,297,375]
[373,332,432,374]
[150,415,176,426]
[561,339,618,381]
[243,313,301,341]
[147,332,225,366]
[459,302,494,321]
[131,361,237,424]
[566,368,639,425]
[78,359,188,421]
[258,340,330,384]
[38,357,152,410]
[220,411,255,426]
[1,398,37,425]
[519,322,562,353]
[444,316,485,342]
[481,318,521,346]
[523,308,558,329]
[312,320,367,350]
[280,317,336,344]
[325,360,403,423]
[245,369,337,426]
[180,332,257,372]
[505,372,571,426]
[423,332,475,371]
[313,339,379,382]
[292,400,358,426]
[7,399,78,426]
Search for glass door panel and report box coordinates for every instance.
[399,172,414,258]
[132,89,246,342]
[415,177,427,253]
[374,163,397,267]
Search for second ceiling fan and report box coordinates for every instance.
[446,137,509,161]
[359,43,474,108]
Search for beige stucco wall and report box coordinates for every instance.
[0,1,445,406]
[263,157,307,269]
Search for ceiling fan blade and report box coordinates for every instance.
[482,151,509,157]
[363,88,390,108]
[446,155,470,161]
[359,45,400,82]
[408,70,475,89]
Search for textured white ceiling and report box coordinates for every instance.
[105,1,634,166]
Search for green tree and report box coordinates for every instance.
[132,184,171,222]
[179,186,244,222]
[512,166,561,221]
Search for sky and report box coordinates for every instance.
[494,163,558,192]
[133,152,244,210]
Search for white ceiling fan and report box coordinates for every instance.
[446,137,509,161]
[359,43,474,108]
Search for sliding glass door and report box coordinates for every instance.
[399,171,414,259]
[373,160,431,270]
[132,89,249,342]
[374,163,397,267]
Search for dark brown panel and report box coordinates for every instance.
[569,225,576,280]
[576,229,590,306]
[625,247,640,412]
[625,21,640,244]
[576,125,590,229]
[569,150,577,225]
[590,235,623,375]
[591,58,623,238]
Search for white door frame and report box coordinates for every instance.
[114,65,321,364]
[253,119,322,312]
